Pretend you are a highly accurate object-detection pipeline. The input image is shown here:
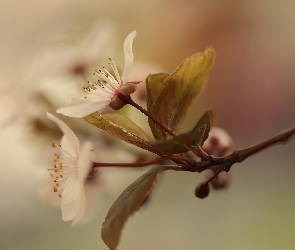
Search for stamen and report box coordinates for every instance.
[108,58,121,83]
[83,57,123,99]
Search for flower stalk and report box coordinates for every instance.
[118,93,178,138]
[92,155,194,168]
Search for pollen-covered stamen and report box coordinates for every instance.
[108,58,121,83]
[51,142,76,160]
[48,141,78,194]
[97,69,119,90]
[102,67,121,88]
[81,57,124,103]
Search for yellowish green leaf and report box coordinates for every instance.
[147,47,216,139]
[146,73,170,110]
[153,110,215,153]
[152,133,195,154]
[171,47,216,132]
[84,112,155,153]
[101,166,167,250]
[190,110,215,145]
[146,73,170,139]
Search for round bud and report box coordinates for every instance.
[203,127,234,157]
[194,182,210,199]
[210,172,231,190]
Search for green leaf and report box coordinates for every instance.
[170,47,216,132]
[146,73,170,139]
[152,110,215,154]
[190,110,215,145]
[152,133,195,154]
[146,47,216,140]
[84,112,155,153]
[101,166,167,250]
[146,73,170,111]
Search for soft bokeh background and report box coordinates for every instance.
[1,0,295,249]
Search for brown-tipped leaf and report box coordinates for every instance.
[101,166,167,250]
[146,47,216,140]
[84,112,155,153]
[171,47,216,132]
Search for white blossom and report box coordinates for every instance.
[57,31,137,118]
[46,112,94,224]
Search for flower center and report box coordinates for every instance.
[83,58,122,99]
[48,142,77,197]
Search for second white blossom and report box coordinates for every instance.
[46,112,94,225]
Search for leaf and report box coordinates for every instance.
[84,112,156,153]
[101,166,167,250]
[170,47,216,132]
[147,47,216,140]
[146,73,170,139]
[152,133,195,154]
[146,73,170,111]
[152,110,215,154]
[190,110,215,145]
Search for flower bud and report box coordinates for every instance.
[203,127,234,157]
[194,182,210,199]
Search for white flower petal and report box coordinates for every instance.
[78,141,94,182]
[71,92,113,104]
[121,31,137,83]
[46,112,79,157]
[72,180,103,225]
[57,100,111,118]
[61,177,85,221]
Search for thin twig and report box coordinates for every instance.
[195,125,295,172]
[93,155,194,168]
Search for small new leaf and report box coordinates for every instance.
[152,133,195,154]
[152,110,215,154]
[101,166,167,250]
[84,112,155,153]
[190,110,215,145]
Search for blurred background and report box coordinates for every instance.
[1,0,295,249]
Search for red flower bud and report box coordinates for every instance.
[194,182,210,199]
